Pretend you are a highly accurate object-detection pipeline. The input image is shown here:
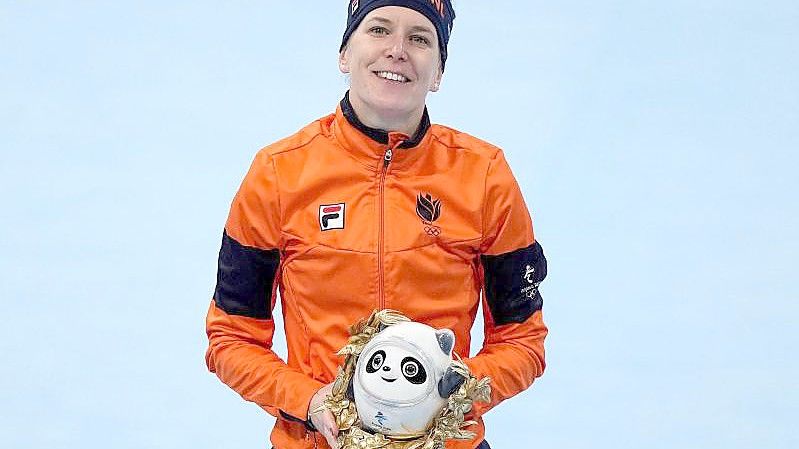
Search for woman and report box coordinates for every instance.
[205,2,548,448]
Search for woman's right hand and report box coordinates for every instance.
[308,382,339,448]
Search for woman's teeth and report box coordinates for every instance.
[376,71,409,82]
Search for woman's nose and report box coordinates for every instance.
[385,35,406,60]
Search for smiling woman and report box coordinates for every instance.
[204,1,549,449]
[339,7,443,135]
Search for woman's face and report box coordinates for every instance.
[339,6,442,127]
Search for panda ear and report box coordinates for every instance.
[435,329,455,356]
[438,365,467,398]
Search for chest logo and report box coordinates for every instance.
[319,203,345,231]
[416,193,442,236]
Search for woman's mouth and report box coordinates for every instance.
[374,71,410,83]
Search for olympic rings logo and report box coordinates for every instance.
[424,226,441,236]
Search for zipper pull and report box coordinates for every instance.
[383,148,393,169]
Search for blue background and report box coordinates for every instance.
[1,1,797,448]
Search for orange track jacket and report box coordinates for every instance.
[206,95,548,449]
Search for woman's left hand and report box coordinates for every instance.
[308,382,339,448]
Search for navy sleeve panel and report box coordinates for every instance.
[481,242,547,325]
[213,230,280,319]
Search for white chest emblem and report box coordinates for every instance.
[319,203,345,231]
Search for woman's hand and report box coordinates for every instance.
[308,382,339,448]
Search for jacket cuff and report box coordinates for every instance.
[279,410,316,431]
[281,377,325,424]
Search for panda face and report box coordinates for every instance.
[357,340,435,404]
[353,321,456,436]
[365,350,427,385]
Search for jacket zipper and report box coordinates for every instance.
[377,145,395,310]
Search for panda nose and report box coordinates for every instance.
[382,366,390,372]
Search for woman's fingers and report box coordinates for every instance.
[320,409,339,448]
[308,382,340,448]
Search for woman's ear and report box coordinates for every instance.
[430,67,443,92]
[338,48,351,74]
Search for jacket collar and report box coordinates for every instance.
[340,91,431,149]
[332,92,433,170]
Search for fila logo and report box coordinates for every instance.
[350,0,359,14]
[319,203,345,231]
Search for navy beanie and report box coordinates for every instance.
[339,0,456,70]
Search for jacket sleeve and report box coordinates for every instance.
[464,150,548,417]
[205,150,324,423]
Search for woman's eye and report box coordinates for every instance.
[370,26,388,35]
[411,35,430,45]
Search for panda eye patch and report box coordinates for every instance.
[401,357,426,384]
[366,350,386,373]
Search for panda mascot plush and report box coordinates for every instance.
[351,321,465,438]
